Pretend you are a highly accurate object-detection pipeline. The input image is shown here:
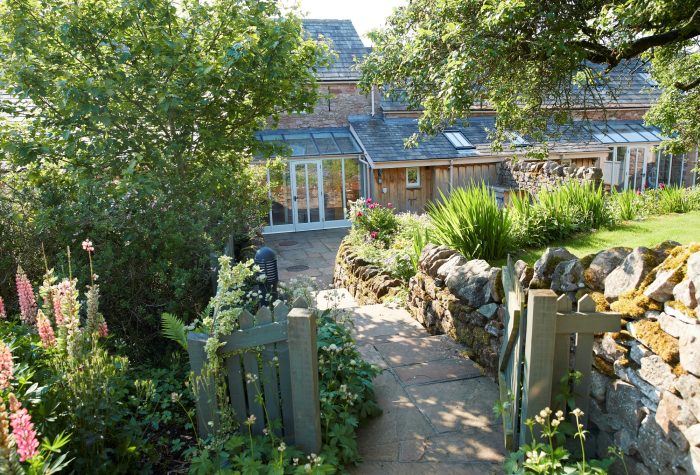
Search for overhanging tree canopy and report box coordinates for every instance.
[360,0,700,153]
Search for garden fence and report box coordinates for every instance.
[499,257,622,450]
[187,297,322,453]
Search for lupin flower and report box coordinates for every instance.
[0,343,13,391]
[0,297,5,319]
[7,394,39,462]
[15,268,37,325]
[0,397,10,455]
[36,310,56,348]
[81,239,94,252]
[97,321,109,338]
[52,292,64,326]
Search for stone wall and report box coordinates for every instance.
[333,240,404,304]
[497,159,603,193]
[407,245,505,375]
[275,82,372,129]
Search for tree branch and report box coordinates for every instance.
[675,77,700,91]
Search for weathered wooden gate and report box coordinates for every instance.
[499,257,622,450]
[187,298,322,453]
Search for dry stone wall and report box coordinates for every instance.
[498,159,603,193]
[333,240,404,304]
[335,239,700,473]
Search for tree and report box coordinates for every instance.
[0,0,329,355]
[360,0,700,153]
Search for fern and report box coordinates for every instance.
[161,313,188,350]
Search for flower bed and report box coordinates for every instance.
[0,246,381,474]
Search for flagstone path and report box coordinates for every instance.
[316,290,506,475]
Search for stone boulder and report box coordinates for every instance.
[673,279,698,309]
[445,259,496,309]
[514,259,534,288]
[530,247,577,289]
[675,374,700,422]
[664,302,698,324]
[605,247,660,302]
[584,247,631,291]
[419,244,458,277]
[436,254,467,281]
[680,332,700,377]
[688,252,700,302]
[550,258,584,293]
[644,265,684,302]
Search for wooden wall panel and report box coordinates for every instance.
[373,167,434,212]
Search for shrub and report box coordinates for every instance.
[348,198,399,247]
[427,183,512,260]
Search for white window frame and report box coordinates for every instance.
[406,167,421,189]
[444,131,474,149]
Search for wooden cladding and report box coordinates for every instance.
[372,162,499,212]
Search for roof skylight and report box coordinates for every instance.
[444,131,474,149]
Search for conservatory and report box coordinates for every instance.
[257,128,368,234]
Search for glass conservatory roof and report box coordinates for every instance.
[257,128,362,157]
[589,121,667,144]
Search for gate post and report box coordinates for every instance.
[520,289,557,445]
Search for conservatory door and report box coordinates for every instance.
[291,161,323,231]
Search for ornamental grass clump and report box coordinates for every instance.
[659,184,695,214]
[427,183,512,260]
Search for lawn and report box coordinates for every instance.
[509,211,700,265]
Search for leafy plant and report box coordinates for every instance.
[161,313,188,351]
[609,189,640,221]
[348,198,399,247]
[427,183,512,260]
[659,185,694,213]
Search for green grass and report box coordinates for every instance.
[505,211,700,265]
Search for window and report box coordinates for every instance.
[406,167,421,188]
[444,131,474,149]
[508,132,530,147]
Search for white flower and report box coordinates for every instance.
[571,408,584,418]
[278,442,286,452]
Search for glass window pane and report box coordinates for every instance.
[284,133,319,156]
[344,158,360,213]
[270,164,293,226]
[332,132,360,153]
[313,133,341,155]
[406,167,420,188]
[322,159,344,221]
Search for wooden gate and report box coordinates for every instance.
[187,298,322,453]
[499,257,622,450]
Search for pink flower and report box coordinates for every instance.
[98,321,109,338]
[36,311,56,348]
[356,211,363,217]
[659,183,665,189]
[0,297,5,320]
[0,344,13,391]
[8,395,39,462]
[370,231,379,239]
[387,202,393,208]
[82,239,94,252]
[15,269,37,325]
[52,292,64,326]
[366,197,372,204]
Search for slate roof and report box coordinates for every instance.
[349,115,664,163]
[303,19,369,81]
[381,59,661,112]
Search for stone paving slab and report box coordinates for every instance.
[406,378,501,433]
[374,334,467,367]
[346,300,506,474]
[394,357,483,386]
